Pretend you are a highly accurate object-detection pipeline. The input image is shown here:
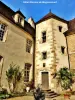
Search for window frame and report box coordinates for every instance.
[24,63,31,82]
[26,39,32,53]
[0,23,7,41]
[42,31,46,43]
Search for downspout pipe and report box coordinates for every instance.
[65,36,70,70]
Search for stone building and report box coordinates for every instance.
[0,1,35,92]
[0,1,75,92]
[35,12,69,91]
[64,19,75,70]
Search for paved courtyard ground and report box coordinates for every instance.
[6,95,75,100]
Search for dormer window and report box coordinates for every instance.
[14,10,25,27]
[18,16,22,24]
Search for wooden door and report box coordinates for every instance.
[42,72,49,90]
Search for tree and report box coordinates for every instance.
[55,67,75,90]
[6,63,22,93]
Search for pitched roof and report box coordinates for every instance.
[0,1,35,38]
[36,12,68,24]
[64,18,75,36]
[15,10,26,18]
[68,18,75,30]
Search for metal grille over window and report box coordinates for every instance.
[0,24,6,41]
[26,39,32,53]
[24,63,31,82]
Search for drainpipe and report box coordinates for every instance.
[65,36,70,70]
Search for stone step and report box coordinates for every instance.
[46,94,59,98]
[46,93,57,96]
[44,90,59,98]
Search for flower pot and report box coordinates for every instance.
[64,94,70,100]
[26,87,30,92]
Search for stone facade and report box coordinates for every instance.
[35,17,69,91]
[0,13,34,92]
[1,1,75,93]
[64,18,75,70]
[66,32,75,69]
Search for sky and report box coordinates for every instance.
[1,0,75,22]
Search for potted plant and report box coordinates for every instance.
[26,82,30,92]
[54,67,75,100]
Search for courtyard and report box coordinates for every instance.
[6,95,75,100]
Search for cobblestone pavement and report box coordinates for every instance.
[6,95,75,100]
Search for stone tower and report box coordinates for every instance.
[35,12,69,91]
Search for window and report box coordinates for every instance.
[0,55,3,62]
[43,63,46,67]
[42,31,46,43]
[58,26,62,32]
[18,17,22,24]
[26,39,32,53]
[0,23,6,41]
[61,46,65,54]
[0,55,3,83]
[42,52,47,59]
[24,63,31,82]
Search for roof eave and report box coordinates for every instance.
[36,16,68,25]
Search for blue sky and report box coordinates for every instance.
[1,0,75,22]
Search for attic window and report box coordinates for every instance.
[58,26,62,32]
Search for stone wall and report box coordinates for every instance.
[0,15,34,92]
[66,33,75,69]
[35,18,69,91]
